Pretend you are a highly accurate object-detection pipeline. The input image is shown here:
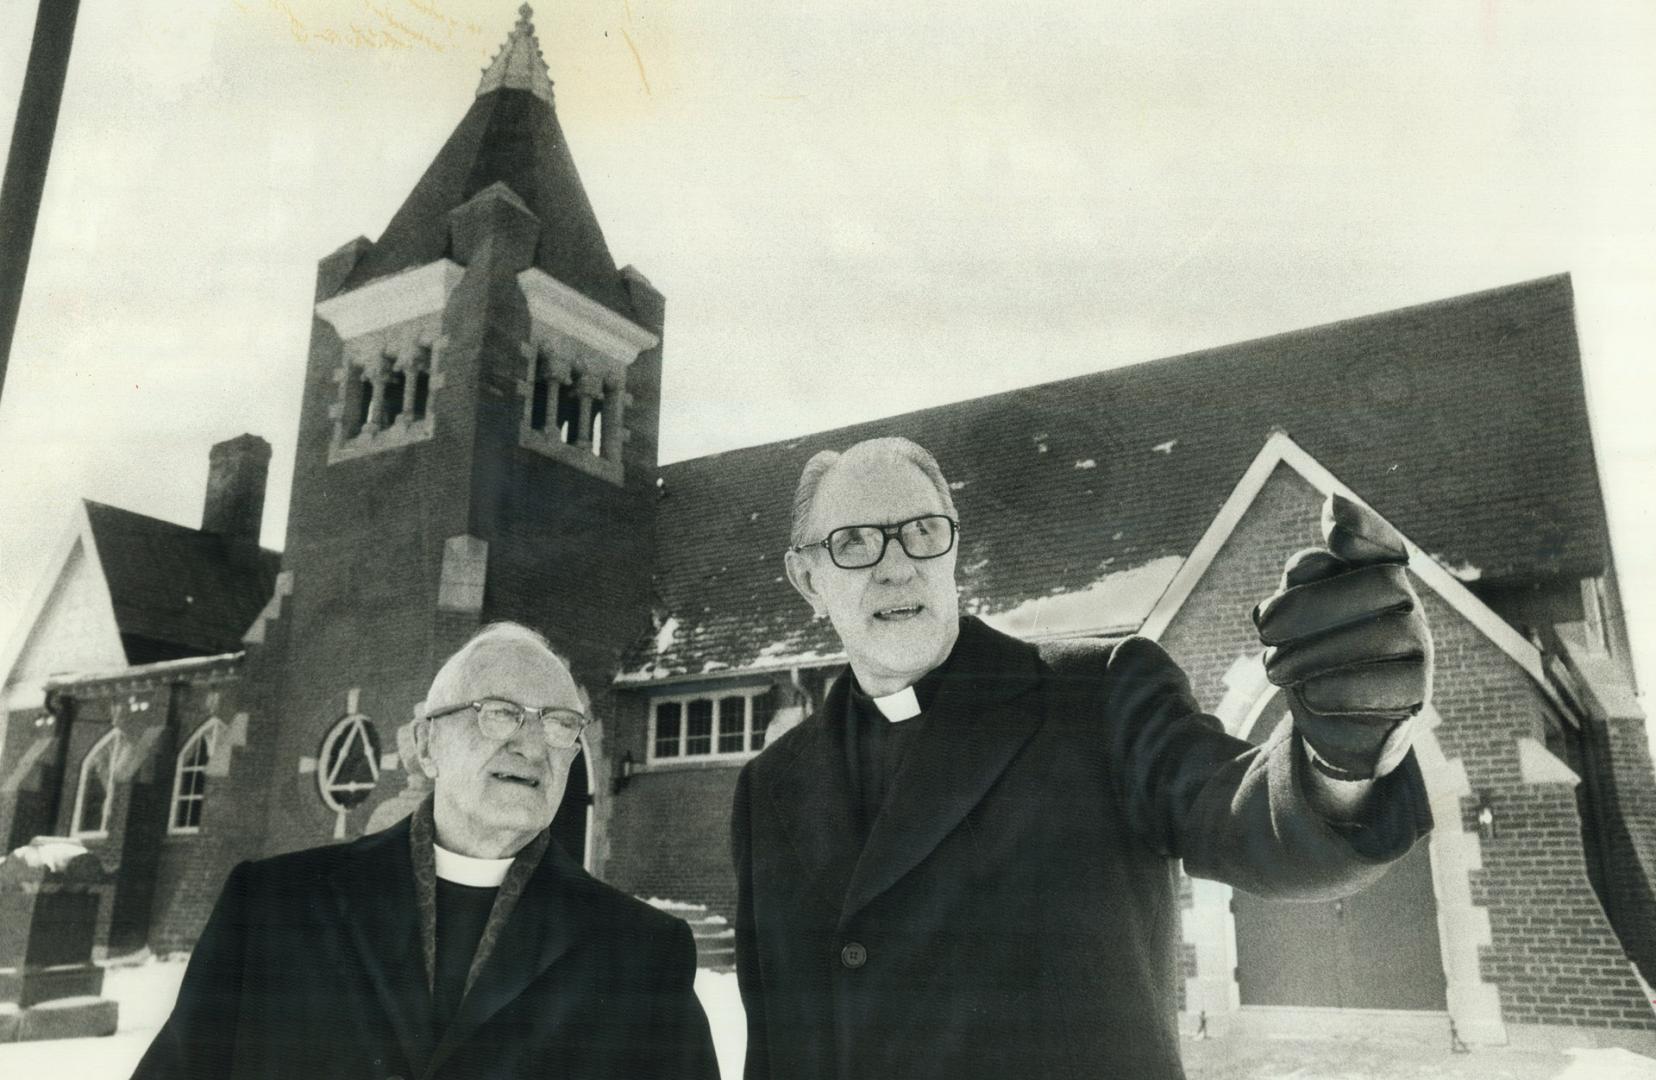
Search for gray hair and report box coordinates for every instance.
[788,437,958,547]
[426,621,588,712]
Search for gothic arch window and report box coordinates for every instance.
[170,718,225,835]
[318,715,382,813]
[72,730,121,838]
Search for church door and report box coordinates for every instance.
[1231,710,1447,1011]
[550,750,591,865]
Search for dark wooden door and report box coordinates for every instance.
[550,750,590,864]
[1232,711,1446,1010]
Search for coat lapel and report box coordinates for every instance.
[424,841,589,1076]
[762,676,864,920]
[839,617,1045,924]
[326,819,437,1075]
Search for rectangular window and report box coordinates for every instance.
[686,699,714,756]
[750,689,775,752]
[717,696,746,754]
[654,702,682,758]
[648,687,779,763]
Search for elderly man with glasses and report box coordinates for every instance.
[732,436,1434,1080]
[136,622,718,1080]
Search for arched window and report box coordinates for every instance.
[318,715,381,812]
[72,730,122,838]
[170,718,225,834]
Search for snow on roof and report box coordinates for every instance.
[621,275,1607,685]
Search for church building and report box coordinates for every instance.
[2,8,1653,1049]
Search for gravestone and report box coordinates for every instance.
[0,839,119,1043]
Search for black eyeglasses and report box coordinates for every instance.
[426,698,590,748]
[790,514,959,570]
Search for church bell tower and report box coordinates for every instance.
[245,6,664,858]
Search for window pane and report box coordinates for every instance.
[654,702,681,758]
[78,772,107,833]
[174,791,203,831]
[180,765,206,800]
[717,696,745,753]
[750,689,775,751]
[686,699,713,755]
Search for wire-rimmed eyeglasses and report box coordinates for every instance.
[789,514,959,570]
[426,698,590,748]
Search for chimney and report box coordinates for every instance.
[201,434,271,545]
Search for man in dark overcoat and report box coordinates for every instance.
[135,622,719,1080]
[732,436,1435,1079]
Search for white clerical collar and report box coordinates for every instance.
[871,685,922,723]
[433,842,513,887]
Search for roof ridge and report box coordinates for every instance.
[659,273,1575,472]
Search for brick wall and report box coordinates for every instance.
[605,760,743,919]
[1428,610,1654,1030]
[145,671,254,954]
[0,706,62,850]
[1159,464,1655,1031]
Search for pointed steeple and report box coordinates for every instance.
[335,4,632,316]
[477,4,556,104]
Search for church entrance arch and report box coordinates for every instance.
[1231,698,1447,1011]
[550,746,592,867]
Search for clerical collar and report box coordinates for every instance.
[870,686,922,722]
[851,658,950,723]
[433,842,512,887]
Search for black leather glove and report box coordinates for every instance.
[1252,493,1433,781]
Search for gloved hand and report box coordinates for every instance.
[1252,493,1433,781]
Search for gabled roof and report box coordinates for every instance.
[623,274,1607,683]
[336,12,631,317]
[1139,429,1561,714]
[82,501,280,663]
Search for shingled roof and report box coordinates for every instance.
[84,501,281,664]
[622,274,1606,683]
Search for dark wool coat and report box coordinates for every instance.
[133,815,719,1080]
[732,616,1433,1080]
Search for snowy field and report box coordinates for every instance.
[3,955,1656,1080]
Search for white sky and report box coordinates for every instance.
[2,1,1653,708]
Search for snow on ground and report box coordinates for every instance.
[5,955,1656,1080]
[0,956,747,1079]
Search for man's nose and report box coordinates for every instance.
[870,534,918,582]
[501,718,545,756]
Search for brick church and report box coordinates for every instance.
[3,8,1654,1048]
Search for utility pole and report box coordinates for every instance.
[0,0,82,411]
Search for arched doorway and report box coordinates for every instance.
[1231,703,1447,1011]
[549,748,591,865]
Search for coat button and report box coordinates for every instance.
[840,941,867,969]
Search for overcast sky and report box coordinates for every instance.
[2,1,1653,705]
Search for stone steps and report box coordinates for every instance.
[643,898,735,971]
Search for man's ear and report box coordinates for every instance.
[784,550,829,619]
[411,716,439,779]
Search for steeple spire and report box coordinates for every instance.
[477,4,555,104]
